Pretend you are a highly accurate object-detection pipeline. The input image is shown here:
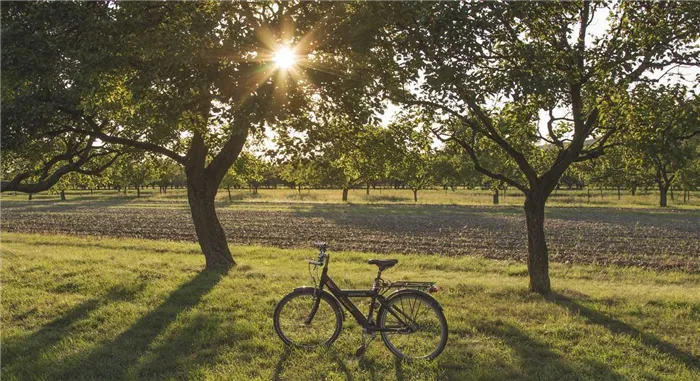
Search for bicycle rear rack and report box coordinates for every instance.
[387,281,435,291]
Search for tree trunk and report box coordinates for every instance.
[524,192,550,294]
[227,187,232,201]
[28,193,32,200]
[617,186,621,200]
[342,187,349,202]
[298,185,301,194]
[60,190,66,201]
[90,188,93,195]
[659,182,669,207]
[631,186,636,196]
[366,183,370,195]
[493,188,499,205]
[413,189,418,202]
[587,188,591,203]
[136,185,141,198]
[186,170,235,268]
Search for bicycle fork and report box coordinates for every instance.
[304,290,322,325]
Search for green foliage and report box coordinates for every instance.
[624,84,699,190]
[386,113,437,198]
[222,152,271,192]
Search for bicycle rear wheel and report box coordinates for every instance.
[273,289,343,349]
[378,290,448,360]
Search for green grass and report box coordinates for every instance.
[2,187,699,210]
[2,232,699,380]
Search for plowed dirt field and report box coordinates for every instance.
[2,202,698,271]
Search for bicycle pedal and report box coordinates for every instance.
[354,344,367,358]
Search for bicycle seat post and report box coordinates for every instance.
[372,268,383,292]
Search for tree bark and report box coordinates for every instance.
[524,192,550,294]
[60,190,66,201]
[413,189,418,202]
[186,170,235,268]
[659,182,669,207]
[136,185,140,198]
[183,129,247,269]
[227,187,232,201]
[366,183,370,195]
[493,188,499,205]
[342,187,349,202]
[28,193,32,200]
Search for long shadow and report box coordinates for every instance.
[135,313,228,379]
[476,319,623,380]
[56,269,226,380]
[2,299,100,377]
[272,347,293,381]
[548,293,700,371]
[394,356,404,381]
[2,286,145,379]
[272,347,354,381]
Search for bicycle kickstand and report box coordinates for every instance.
[355,329,377,358]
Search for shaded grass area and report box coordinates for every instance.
[2,233,699,380]
[2,187,699,210]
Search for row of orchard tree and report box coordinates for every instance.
[38,93,700,207]
[2,2,699,293]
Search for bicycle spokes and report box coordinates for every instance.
[381,294,446,359]
[276,294,340,347]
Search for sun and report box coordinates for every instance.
[273,46,297,70]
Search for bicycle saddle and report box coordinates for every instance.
[368,259,398,271]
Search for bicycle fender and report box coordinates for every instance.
[293,286,346,320]
[385,289,444,311]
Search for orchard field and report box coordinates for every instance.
[2,188,699,272]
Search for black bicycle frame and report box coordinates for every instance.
[311,258,414,333]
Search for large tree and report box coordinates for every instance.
[338,1,700,293]
[1,2,368,268]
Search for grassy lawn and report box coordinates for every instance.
[2,187,699,210]
[2,233,699,380]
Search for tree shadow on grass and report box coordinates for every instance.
[476,319,623,381]
[272,347,354,381]
[2,299,99,379]
[56,269,226,380]
[547,292,700,372]
[2,285,145,380]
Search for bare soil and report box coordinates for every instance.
[2,203,698,271]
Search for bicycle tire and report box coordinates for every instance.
[377,290,448,360]
[273,288,343,348]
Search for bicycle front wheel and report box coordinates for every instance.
[378,290,448,360]
[273,289,343,349]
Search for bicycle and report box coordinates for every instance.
[273,242,448,360]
